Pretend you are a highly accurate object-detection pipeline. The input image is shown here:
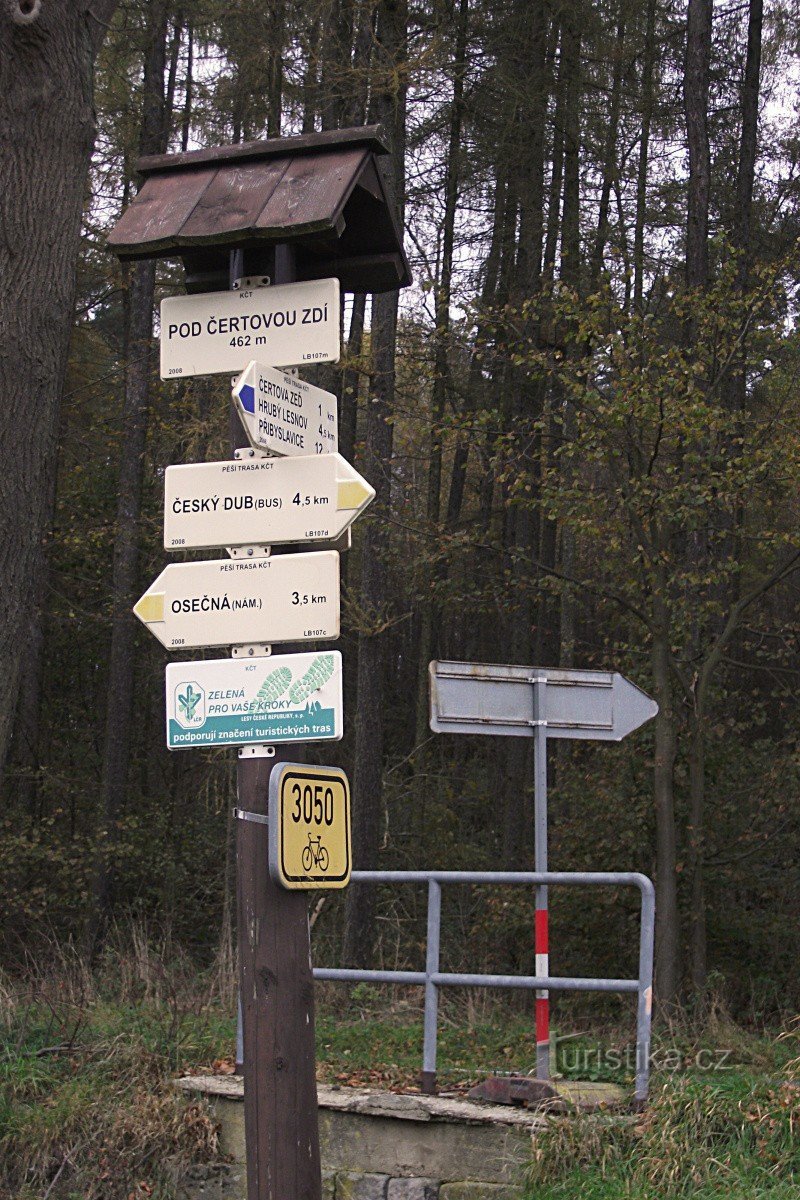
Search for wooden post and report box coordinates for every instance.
[232,245,322,1200]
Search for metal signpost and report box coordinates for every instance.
[110,126,412,1200]
[160,277,341,378]
[233,360,338,457]
[165,651,343,750]
[429,660,658,1081]
[133,550,340,648]
[268,762,351,890]
[163,453,374,550]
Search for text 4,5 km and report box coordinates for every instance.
[293,493,328,507]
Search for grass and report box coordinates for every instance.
[1,948,798,1199]
[525,1072,800,1199]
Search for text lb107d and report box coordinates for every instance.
[269,763,351,890]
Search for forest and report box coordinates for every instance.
[2,0,800,1098]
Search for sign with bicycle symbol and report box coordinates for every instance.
[269,762,351,889]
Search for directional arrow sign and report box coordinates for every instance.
[160,278,340,379]
[134,550,339,649]
[233,360,337,457]
[429,661,658,740]
[163,454,374,551]
[166,651,343,750]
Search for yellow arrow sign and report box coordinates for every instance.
[163,453,374,551]
[133,551,340,650]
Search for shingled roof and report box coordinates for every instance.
[107,126,411,294]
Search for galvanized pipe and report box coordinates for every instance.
[350,870,652,890]
[313,870,655,1104]
[635,873,656,1104]
[314,967,638,993]
[421,879,441,1092]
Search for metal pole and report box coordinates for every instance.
[533,677,549,1080]
[635,875,655,1107]
[233,246,322,1200]
[421,878,441,1094]
[236,992,243,1074]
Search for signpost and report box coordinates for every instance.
[233,360,338,457]
[429,662,658,740]
[133,550,340,648]
[110,125,411,1200]
[163,453,374,550]
[429,660,657,1080]
[268,763,351,890]
[165,651,343,750]
[160,277,341,378]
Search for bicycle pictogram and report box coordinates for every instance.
[302,833,329,872]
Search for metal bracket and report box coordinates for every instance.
[233,275,271,291]
[233,807,270,824]
[228,450,273,563]
[227,545,271,559]
[231,644,272,658]
[238,745,276,759]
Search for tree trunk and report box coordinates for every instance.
[319,0,354,130]
[343,0,407,967]
[684,0,712,289]
[90,0,169,946]
[557,7,581,665]
[687,712,707,993]
[266,0,285,136]
[415,0,469,749]
[651,589,680,1008]
[343,289,398,966]
[6,457,59,818]
[0,0,117,779]
[180,20,193,151]
[444,152,507,530]
[633,0,656,310]
[728,0,762,410]
[339,293,366,468]
[589,9,626,288]
[734,0,762,257]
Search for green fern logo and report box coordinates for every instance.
[174,681,205,728]
[178,684,202,721]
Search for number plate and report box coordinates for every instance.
[269,763,351,890]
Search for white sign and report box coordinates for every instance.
[166,651,343,749]
[134,551,340,649]
[429,661,658,741]
[160,278,340,378]
[233,360,337,457]
[164,454,374,551]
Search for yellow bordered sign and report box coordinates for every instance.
[269,763,351,890]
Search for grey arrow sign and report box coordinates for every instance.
[429,660,658,740]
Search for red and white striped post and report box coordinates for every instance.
[533,676,549,1080]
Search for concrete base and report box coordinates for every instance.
[175,1076,626,1200]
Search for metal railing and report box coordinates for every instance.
[314,870,655,1104]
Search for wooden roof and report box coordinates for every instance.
[107,127,411,294]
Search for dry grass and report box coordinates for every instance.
[0,930,233,1200]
